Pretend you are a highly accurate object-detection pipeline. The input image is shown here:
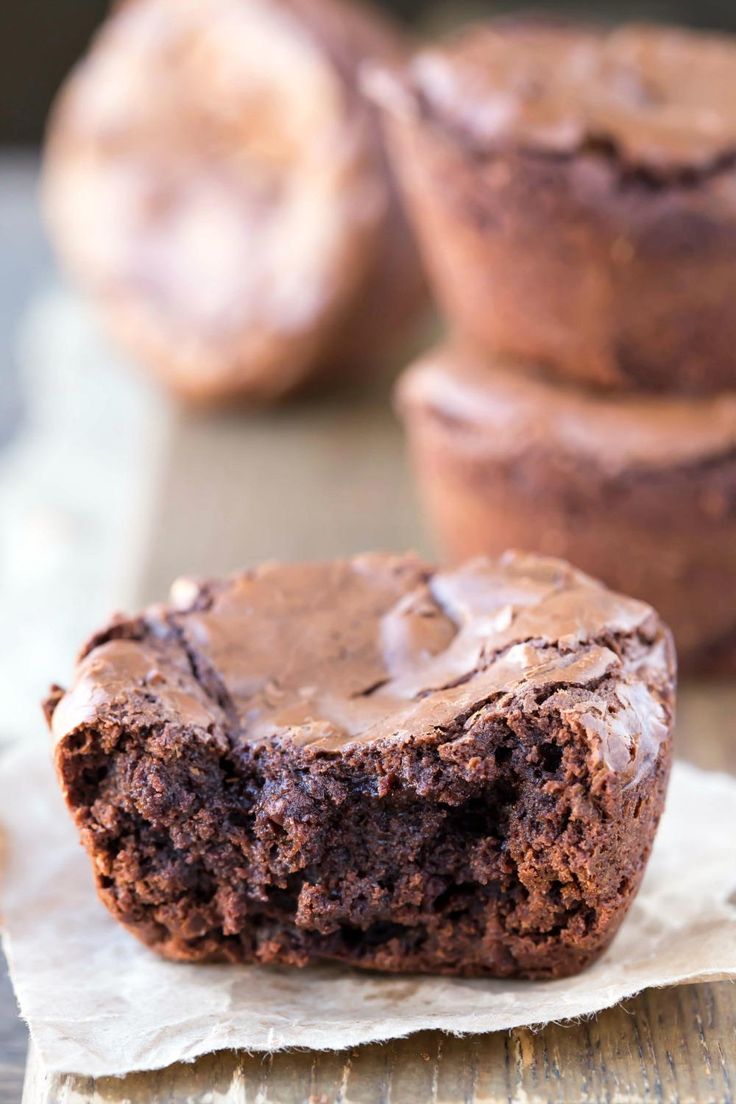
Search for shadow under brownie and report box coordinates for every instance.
[45,552,674,979]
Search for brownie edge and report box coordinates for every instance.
[45,553,675,979]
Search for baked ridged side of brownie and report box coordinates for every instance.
[45,553,675,979]
[396,348,736,669]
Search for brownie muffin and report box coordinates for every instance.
[398,346,736,670]
[375,19,736,393]
[43,0,424,404]
[45,552,674,979]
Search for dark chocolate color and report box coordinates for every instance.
[46,553,674,978]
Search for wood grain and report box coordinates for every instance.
[22,392,736,1103]
[134,383,428,605]
[22,981,736,1103]
[0,953,26,1104]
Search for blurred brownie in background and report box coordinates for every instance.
[397,346,736,670]
[377,19,736,394]
[43,0,425,404]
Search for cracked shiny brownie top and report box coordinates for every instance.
[45,552,675,978]
[49,552,672,770]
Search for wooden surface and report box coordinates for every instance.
[0,150,51,445]
[21,981,736,1103]
[0,152,48,1104]
[135,384,427,604]
[21,392,736,1104]
[0,956,26,1104]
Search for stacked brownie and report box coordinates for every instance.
[380,19,736,671]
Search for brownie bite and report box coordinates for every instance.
[398,346,736,670]
[376,19,736,393]
[43,0,423,404]
[46,552,674,979]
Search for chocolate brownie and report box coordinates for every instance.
[45,553,674,979]
[398,346,736,670]
[376,19,736,393]
[43,0,424,404]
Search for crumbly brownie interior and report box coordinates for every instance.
[47,554,674,979]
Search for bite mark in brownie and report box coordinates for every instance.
[45,553,675,978]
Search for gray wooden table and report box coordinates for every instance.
[0,151,48,1104]
[0,959,25,1104]
[0,151,52,447]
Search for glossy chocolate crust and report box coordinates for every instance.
[43,0,423,404]
[398,347,736,669]
[379,20,736,394]
[45,553,674,979]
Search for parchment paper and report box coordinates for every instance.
[1,741,735,1078]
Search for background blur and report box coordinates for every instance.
[2,0,736,438]
[2,0,736,433]
[3,0,736,143]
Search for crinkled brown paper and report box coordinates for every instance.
[1,741,735,1077]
